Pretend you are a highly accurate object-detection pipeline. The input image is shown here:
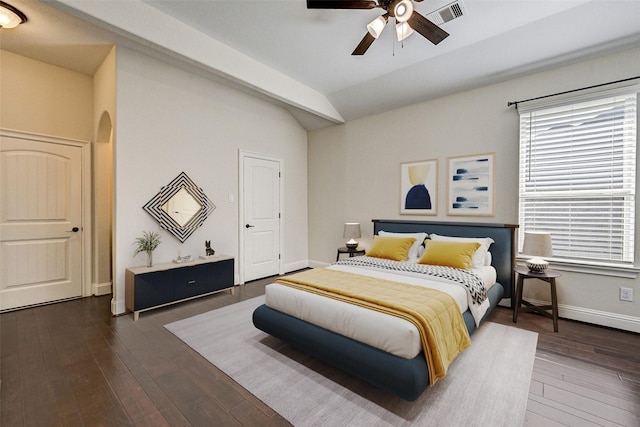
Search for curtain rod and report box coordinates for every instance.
[507,75,640,108]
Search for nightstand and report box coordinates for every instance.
[513,265,561,332]
[336,247,365,261]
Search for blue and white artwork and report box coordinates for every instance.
[448,153,494,216]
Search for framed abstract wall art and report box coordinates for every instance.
[400,159,437,215]
[447,153,495,216]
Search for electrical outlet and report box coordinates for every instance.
[620,287,633,302]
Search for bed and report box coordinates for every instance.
[252,219,518,401]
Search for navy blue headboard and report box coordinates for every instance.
[372,219,518,300]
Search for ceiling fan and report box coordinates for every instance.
[307,0,449,55]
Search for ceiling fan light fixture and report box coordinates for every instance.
[395,21,414,41]
[393,0,413,23]
[0,1,27,29]
[366,15,388,39]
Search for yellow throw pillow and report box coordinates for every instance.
[418,240,481,270]
[367,235,417,262]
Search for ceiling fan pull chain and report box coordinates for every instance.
[392,23,396,56]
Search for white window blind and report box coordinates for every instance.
[518,91,637,264]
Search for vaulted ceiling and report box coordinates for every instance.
[2,0,640,129]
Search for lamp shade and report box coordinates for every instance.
[366,15,388,39]
[343,223,361,249]
[396,22,414,41]
[393,0,414,23]
[522,232,553,271]
[343,223,361,240]
[522,232,553,257]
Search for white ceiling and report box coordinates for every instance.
[2,0,640,129]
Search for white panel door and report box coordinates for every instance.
[243,156,280,282]
[0,136,83,310]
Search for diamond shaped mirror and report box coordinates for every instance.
[143,172,215,242]
[162,188,201,227]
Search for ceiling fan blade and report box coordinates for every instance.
[352,32,376,55]
[307,0,377,9]
[407,12,449,45]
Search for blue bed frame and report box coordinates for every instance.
[253,220,518,401]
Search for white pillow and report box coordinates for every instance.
[378,231,427,261]
[429,233,494,269]
[484,251,492,267]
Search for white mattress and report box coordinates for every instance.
[264,264,496,359]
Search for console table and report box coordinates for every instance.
[125,255,234,320]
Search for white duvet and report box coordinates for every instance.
[264,264,496,359]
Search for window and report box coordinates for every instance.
[518,89,637,264]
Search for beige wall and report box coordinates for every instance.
[0,49,117,298]
[1,47,309,315]
[92,47,117,295]
[0,50,96,298]
[111,47,309,314]
[3,43,638,331]
[309,46,640,332]
[0,50,93,140]
[0,51,115,300]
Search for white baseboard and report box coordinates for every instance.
[523,298,640,333]
[111,297,126,316]
[284,260,310,273]
[308,259,330,269]
[498,298,512,308]
[237,261,308,285]
[93,281,112,296]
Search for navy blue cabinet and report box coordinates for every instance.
[173,263,209,301]
[134,269,175,309]
[125,256,234,320]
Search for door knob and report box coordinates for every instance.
[245,224,255,228]
[66,227,80,232]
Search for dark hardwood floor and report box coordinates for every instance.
[2,277,639,426]
[1,279,290,427]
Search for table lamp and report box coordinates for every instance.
[522,231,553,272]
[343,223,361,249]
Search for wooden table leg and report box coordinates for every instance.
[550,278,558,332]
[513,274,523,323]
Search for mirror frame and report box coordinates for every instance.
[143,172,215,242]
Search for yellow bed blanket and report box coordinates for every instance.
[274,268,471,385]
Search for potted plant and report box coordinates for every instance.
[134,231,161,267]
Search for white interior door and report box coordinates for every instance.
[0,136,83,310]
[242,155,281,282]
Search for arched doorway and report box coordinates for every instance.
[93,111,114,297]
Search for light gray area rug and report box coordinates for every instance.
[165,296,538,426]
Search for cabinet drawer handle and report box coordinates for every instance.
[187,280,196,285]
